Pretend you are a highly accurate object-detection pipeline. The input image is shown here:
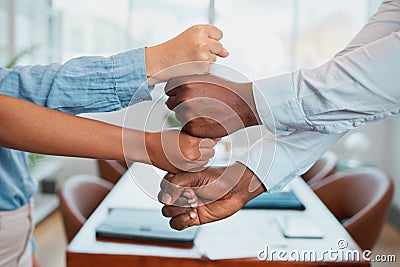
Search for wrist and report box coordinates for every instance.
[145,46,167,85]
[230,162,265,205]
[123,129,149,164]
[237,82,261,127]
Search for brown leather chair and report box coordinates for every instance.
[311,168,394,250]
[301,150,338,185]
[97,160,129,184]
[58,175,113,243]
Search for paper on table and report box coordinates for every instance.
[195,210,287,260]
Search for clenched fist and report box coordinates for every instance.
[165,75,260,138]
[144,130,218,174]
[146,25,229,85]
[159,163,265,230]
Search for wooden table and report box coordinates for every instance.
[67,163,369,267]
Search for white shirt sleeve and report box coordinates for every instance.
[237,131,344,191]
[238,0,400,190]
[255,0,400,135]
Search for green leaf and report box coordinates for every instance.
[6,44,39,69]
[165,113,182,128]
[29,153,45,169]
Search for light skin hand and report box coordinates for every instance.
[141,130,219,174]
[145,25,229,85]
[159,163,265,230]
[164,74,261,138]
[0,95,216,174]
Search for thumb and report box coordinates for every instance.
[217,47,229,58]
[160,172,197,206]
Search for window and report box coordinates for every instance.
[0,1,8,66]
[2,0,378,72]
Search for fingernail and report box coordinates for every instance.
[189,211,197,219]
[190,202,197,208]
[162,194,172,205]
[188,198,196,204]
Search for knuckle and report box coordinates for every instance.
[189,25,207,39]
[191,24,202,31]
[169,220,181,231]
[182,123,195,135]
[216,28,223,38]
[165,99,175,110]
[196,50,210,62]
[194,24,207,32]
[186,152,199,161]
[161,206,169,217]
[183,123,207,138]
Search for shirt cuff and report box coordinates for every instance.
[236,131,344,192]
[235,133,278,191]
[236,137,310,192]
[253,73,313,135]
[111,48,154,108]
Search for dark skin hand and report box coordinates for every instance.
[164,75,261,138]
[159,163,265,230]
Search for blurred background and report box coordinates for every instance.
[1,0,399,266]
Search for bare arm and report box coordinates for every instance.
[0,94,216,173]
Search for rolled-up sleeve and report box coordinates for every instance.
[0,48,153,115]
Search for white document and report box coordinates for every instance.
[195,210,287,260]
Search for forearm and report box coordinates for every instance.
[0,95,148,161]
[253,0,400,134]
[0,49,152,115]
[0,95,213,174]
[336,0,400,57]
[255,32,400,134]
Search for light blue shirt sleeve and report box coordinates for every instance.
[0,48,153,115]
[238,0,400,190]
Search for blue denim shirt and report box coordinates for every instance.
[0,48,152,211]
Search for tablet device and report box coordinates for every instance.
[95,208,198,245]
[242,191,305,210]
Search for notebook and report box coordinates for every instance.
[242,191,305,210]
[95,208,199,245]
